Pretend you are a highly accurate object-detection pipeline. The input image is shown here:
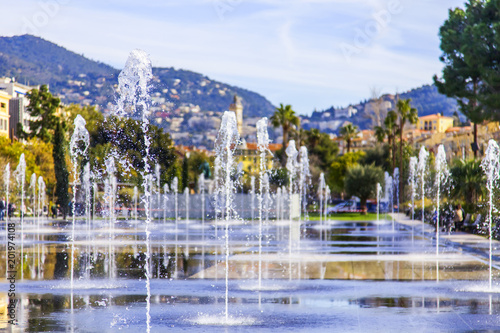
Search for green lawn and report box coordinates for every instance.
[306,213,392,221]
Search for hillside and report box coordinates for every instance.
[302,84,459,133]
[0,35,275,118]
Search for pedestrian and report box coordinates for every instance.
[453,204,463,232]
[0,197,5,221]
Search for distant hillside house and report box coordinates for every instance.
[335,129,376,155]
[418,113,454,134]
[335,106,358,118]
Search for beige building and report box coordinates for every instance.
[417,113,454,134]
[0,90,10,138]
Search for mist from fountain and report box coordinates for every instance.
[481,139,500,291]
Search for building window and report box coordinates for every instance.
[0,103,5,108]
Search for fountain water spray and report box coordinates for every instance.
[434,144,449,281]
[15,154,26,280]
[70,115,90,291]
[256,117,270,289]
[82,164,91,278]
[172,176,179,278]
[481,139,500,291]
[286,140,298,280]
[198,173,205,278]
[30,173,36,229]
[115,49,154,332]
[37,176,45,279]
[417,146,429,239]
[214,111,240,322]
[318,173,326,240]
[376,183,382,223]
[409,157,418,243]
[105,157,117,279]
[384,172,393,231]
[393,168,399,215]
[298,146,311,225]
[250,176,255,221]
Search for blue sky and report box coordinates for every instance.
[2,0,465,115]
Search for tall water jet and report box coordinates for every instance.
[15,154,26,280]
[318,173,326,240]
[434,144,449,281]
[256,117,270,289]
[376,183,382,223]
[418,146,429,239]
[384,172,393,231]
[30,173,36,228]
[172,176,179,278]
[393,168,399,214]
[298,146,311,224]
[409,157,418,243]
[198,173,205,278]
[286,140,298,280]
[250,176,255,221]
[214,111,240,322]
[481,139,500,291]
[82,164,91,278]
[184,187,190,256]
[115,49,154,332]
[37,176,45,279]
[69,114,90,294]
[105,157,117,279]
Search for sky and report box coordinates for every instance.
[1,0,465,115]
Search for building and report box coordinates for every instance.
[0,78,37,140]
[417,113,454,134]
[335,129,377,155]
[0,90,10,138]
[229,94,243,136]
[234,142,282,175]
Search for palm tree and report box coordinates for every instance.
[374,111,398,170]
[339,123,359,153]
[271,104,300,147]
[395,98,418,203]
[450,159,485,204]
[271,103,300,164]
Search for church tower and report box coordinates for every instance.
[229,94,243,136]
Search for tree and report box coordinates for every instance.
[433,1,489,158]
[339,123,359,153]
[344,164,385,215]
[450,158,485,209]
[396,98,418,204]
[328,151,365,196]
[181,155,189,191]
[53,120,69,220]
[374,110,398,171]
[270,104,300,164]
[23,85,61,142]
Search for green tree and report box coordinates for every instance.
[23,85,61,142]
[433,1,489,158]
[339,123,359,153]
[53,120,69,220]
[395,98,418,203]
[450,158,485,209]
[328,151,365,196]
[270,104,300,164]
[344,164,385,215]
